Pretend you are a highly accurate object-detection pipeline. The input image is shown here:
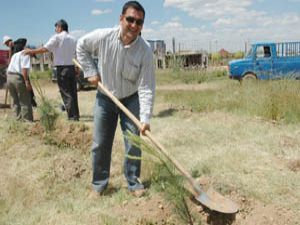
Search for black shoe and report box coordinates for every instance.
[68,117,79,121]
[31,99,37,108]
[60,104,66,111]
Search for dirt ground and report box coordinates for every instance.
[0,81,299,225]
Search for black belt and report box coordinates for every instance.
[55,65,74,68]
[7,72,22,76]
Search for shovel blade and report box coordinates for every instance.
[196,188,239,214]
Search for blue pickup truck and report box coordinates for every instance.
[228,42,300,81]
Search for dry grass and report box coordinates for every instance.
[0,71,299,225]
[151,111,300,207]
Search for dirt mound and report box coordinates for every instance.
[112,194,176,225]
[287,159,300,172]
[234,198,296,225]
[26,122,44,136]
[52,155,87,182]
[189,194,297,225]
[26,120,93,153]
[279,135,298,148]
[51,122,92,152]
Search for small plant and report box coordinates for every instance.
[33,80,59,132]
[172,56,185,74]
[126,133,196,225]
[30,70,52,80]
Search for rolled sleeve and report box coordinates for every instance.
[138,50,155,124]
[76,29,102,78]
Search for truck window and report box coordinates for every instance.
[256,46,271,58]
[246,47,253,58]
[264,46,271,57]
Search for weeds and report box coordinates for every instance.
[30,70,52,80]
[156,68,227,86]
[127,132,196,225]
[159,79,300,123]
[33,80,59,132]
[7,118,27,134]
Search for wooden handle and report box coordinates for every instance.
[97,81,201,195]
[73,58,203,197]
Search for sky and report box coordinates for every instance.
[1,0,300,52]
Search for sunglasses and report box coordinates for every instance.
[125,16,144,26]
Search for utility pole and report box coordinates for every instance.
[172,37,176,66]
[40,43,45,72]
[172,37,176,54]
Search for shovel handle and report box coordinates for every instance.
[97,81,201,196]
[73,58,202,197]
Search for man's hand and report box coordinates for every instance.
[23,49,33,55]
[140,123,150,136]
[88,75,101,86]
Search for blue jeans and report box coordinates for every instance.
[92,91,144,192]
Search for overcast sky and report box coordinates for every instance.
[1,0,300,52]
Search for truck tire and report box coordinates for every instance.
[243,73,256,80]
[240,73,257,84]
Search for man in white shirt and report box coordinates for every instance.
[7,42,33,121]
[77,1,155,198]
[3,36,37,107]
[24,19,79,120]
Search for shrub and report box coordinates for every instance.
[33,80,59,132]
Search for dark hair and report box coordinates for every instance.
[13,38,27,53]
[55,19,68,32]
[122,1,145,19]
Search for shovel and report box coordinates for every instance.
[73,59,239,214]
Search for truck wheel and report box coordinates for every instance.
[241,73,257,85]
[243,73,256,80]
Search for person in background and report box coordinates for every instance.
[3,36,27,62]
[23,19,79,121]
[6,41,33,121]
[77,1,155,198]
[3,36,37,107]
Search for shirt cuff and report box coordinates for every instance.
[83,69,99,78]
[140,114,150,125]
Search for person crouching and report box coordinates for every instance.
[6,42,33,121]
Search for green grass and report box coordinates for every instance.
[156,68,227,85]
[30,69,52,80]
[157,78,300,123]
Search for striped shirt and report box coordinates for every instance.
[76,27,155,124]
[45,31,76,66]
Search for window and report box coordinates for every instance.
[264,46,271,57]
[256,46,265,58]
[256,46,271,58]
